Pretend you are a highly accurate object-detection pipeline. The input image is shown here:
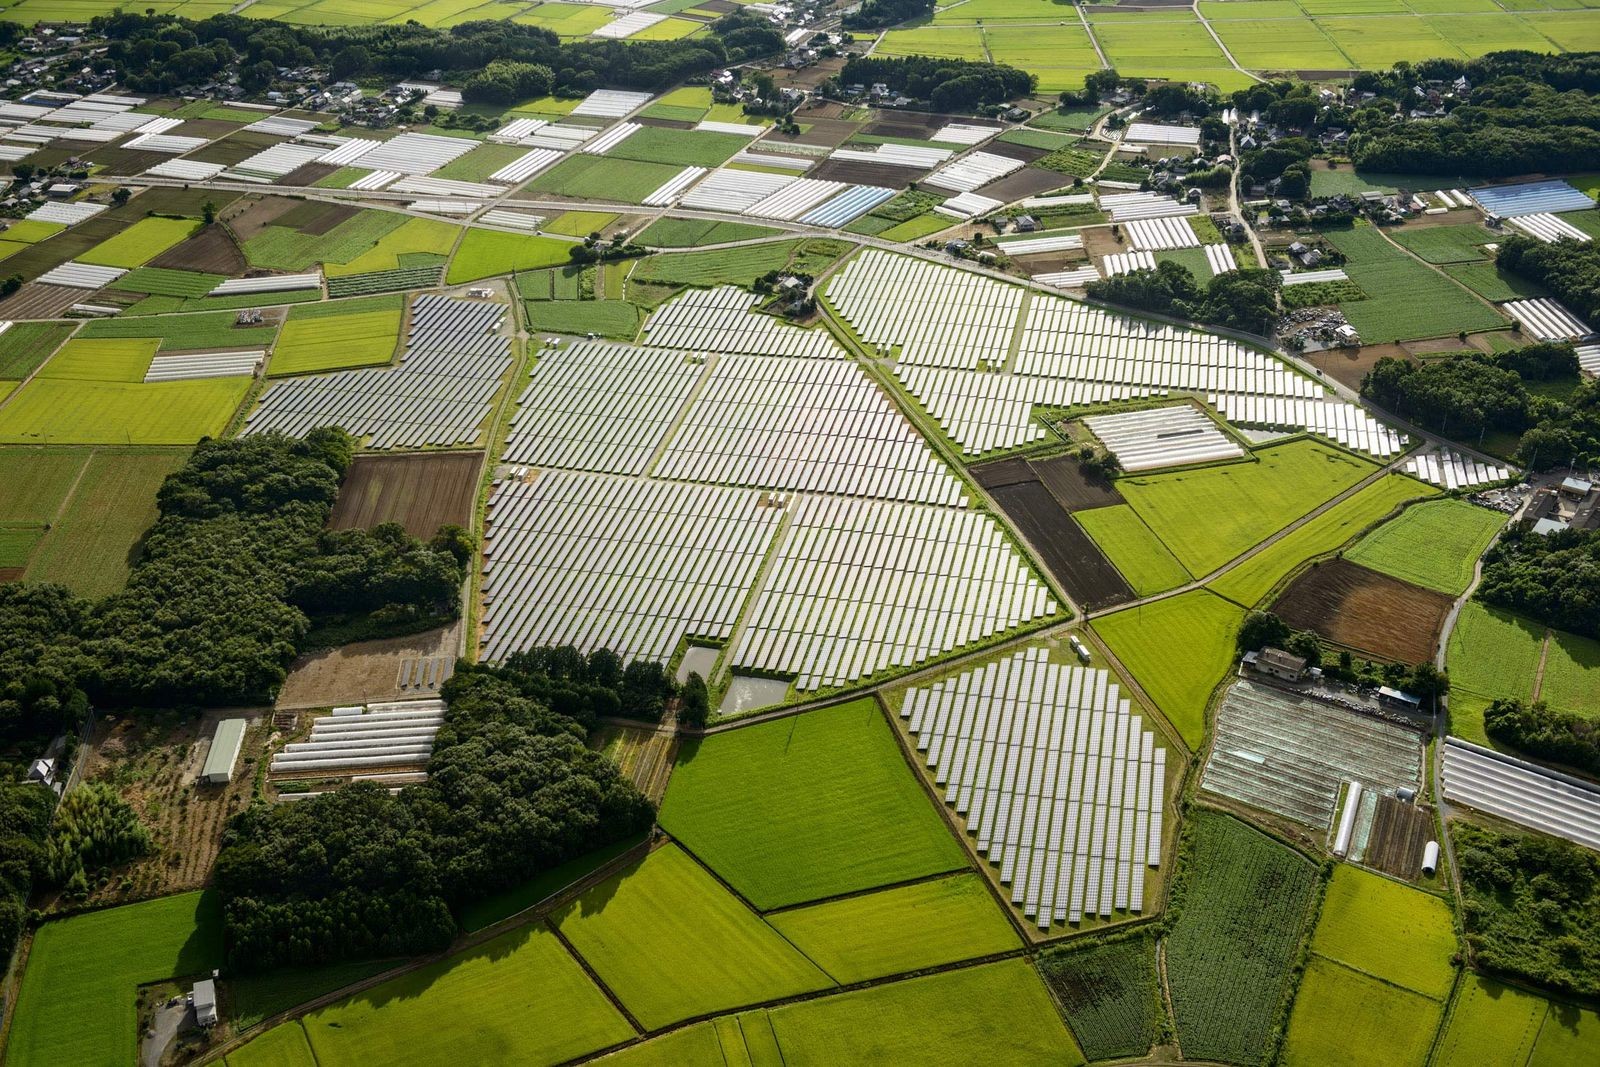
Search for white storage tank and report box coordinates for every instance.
[1422,840,1440,877]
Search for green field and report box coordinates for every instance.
[985,23,1102,90]
[1213,16,1355,70]
[586,1023,722,1065]
[1346,498,1506,595]
[1074,504,1190,595]
[270,302,403,375]
[541,210,619,238]
[1116,440,1378,577]
[445,228,575,284]
[244,210,410,272]
[524,153,686,202]
[1208,473,1434,607]
[1036,933,1162,1062]
[80,310,279,351]
[459,834,646,933]
[1164,812,1321,1066]
[0,377,250,445]
[526,299,642,339]
[225,1020,317,1067]
[1538,626,1600,719]
[763,960,1084,1065]
[23,448,189,597]
[1088,11,1255,90]
[288,923,631,1066]
[1281,956,1445,1067]
[1434,974,1550,1067]
[114,267,227,298]
[636,216,782,248]
[1532,1000,1600,1067]
[767,874,1020,984]
[632,239,803,288]
[1310,865,1457,998]
[38,337,156,382]
[79,216,201,268]
[324,216,458,278]
[553,844,833,1029]
[1092,590,1244,749]
[1390,222,1496,264]
[228,960,398,1032]
[606,126,749,167]
[1323,224,1507,343]
[658,698,966,908]
[1443,261,1551,302]
[430,142,529,182]
[7,891,223,1067]
[877,26,988,61]
[0,322,75,379]
[0,447,91,523]
[1447,601,1544,743]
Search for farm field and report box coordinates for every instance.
[1164,811,1321,1066]
[6,891,223,1067]
[984,477,1134,610]
[0,447,91,524]
[79,309,279,352]
[1390,222,1497,264]
[552,844,833,1029]
[635,216,782,248]
[1443,260,1551,302]
[290,924,632,1066]
[1345,498,1507,595]
[763,960,1084,1065]
[984,24,1102,91]
[1207,473,1434,607]
[524,154,686,203]
[631,239,804,288]
[1036,934,1161,1062]
[1531,1001,1600,1066]
[1536,626,1600,719]
[22,448,189,597]
[1212,17,1356,71]
[1322,224,1507,343]
[657,698,967,908]
[766,873,1020,984]
[541,210,619,238]
[1433,974,1549,1067]
[876,26,987,61]
[1272,558,1455,663]
[37,337,156,382]
[1092,590,1244,749]
[269,297,404,375]
[1087,11,1255,90]
[525,298,642,339]
[323,216,457,277]
[1447,601,1544,743]
[1281,956,1444,1067]
[606,127,749,167]
[445,229,574,284]
[1073,503,1190,596]
[1310,865,1457,998]
[326,450,482,537]
[79,217,202,268]
[227,959,398,1032]
[243,208,411,273]
[0,376,250,445]
[1115,440,1378,577]
[0,322,74,379]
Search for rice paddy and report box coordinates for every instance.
[1447,601,1544,742]
[1345,498,1507,595]
[269,296,404,375]
[0,376,250,445]
[1075,504,1190,596]
[445,229,575,284]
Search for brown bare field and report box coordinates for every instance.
[989,478,1133,609]
[83,148,174,175]
[986,141,1050,164]
[981,167,1071,203]
[0,568,21,583]
[1272,559,1453,663]
[811,158,926,185]
[328,451,482,537]
[1364,795,1435,882]
[777,57,846,91]
[279,162,340,188]
[150,225,246,275]
[1303,343,1414,392]
[277,200,357,234]
[187,130,279,167]
[277,622,461,709]
[638,117,694,130]
[71,710,269,904]
[862,112,976,139]
[221,195,300,240]
[780,117,861,149]
[115,186,239,220]
[1030,453,1125,510]
[0,284,86,319]
[595,722,678,803]
[1083,225,1126,261]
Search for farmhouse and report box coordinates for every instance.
[200,719,247,785]
[1246,647,1308,682]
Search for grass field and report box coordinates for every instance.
[1434,974,1549,1067]
[876,26,988,61]
[38,337,156,382]
[1213,17,1356,70]
[0,377,249,445]
[1088,12,1254,90]
[244,210,409,272]
[114,267,227,298]
[553,844,832,1029]
[225,1021,317,1067]
[1074,504,1190,595]
[1443,260,1550,302]
[542,210,619,238]
[763,960,1084,1065]
[79,217,201,268]
[1310,865,1457,998]
[1390,222,1496,264]
[430,142,529,182]
[526,299,642,339]
[324,216,457,278]
[228,960,397,1032]
[1323,224,1507,342]
[1117,440,1377,577]
[524,153,686,203]
[0,322,74,379]
[24,448,188,597]
[7,891,223,1067]
[445,228,574,284]
[767,874,1020,984]
[293,924,631,1066]
[1037,933,1161,1062]
[636,216,781,248]
[1282,956,1444,1067]
[632,239,803,288]
[1092,590,1244,749]
[0,447,91,523]
[1447,601,1544,742]
[658,699,966,908]
[1538,627,1600,719]
[985,23,1102,90]
[1346,498,1506,595]
[270,301,403,375]
[585,1023,722,1065]
[1208,473,1434,607]
[459,834,646,933]
[606,126,749,167]
[1165,812,1321,1066]
[1532,1000,1600,1066]
[80,310,279,352]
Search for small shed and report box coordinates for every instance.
[192,978,218,1027]
[1559,476,1593,498]
[1252,647,1308,682]
[1378,687,1423,712]
[201,719,247,785]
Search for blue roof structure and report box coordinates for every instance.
[1470,179,1595,218]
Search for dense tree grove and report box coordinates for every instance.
[215,657,657,970]
[1496,235,1600,325]
[0,784,55,959]
[0,585,92,755]
[1478,525,1600,638]
[1484,698,1600,776]
[93,12,769,96]
[1085,263,1281,335]
[842,0,934,31]
[839,55,1034,110]
[1456,822,1600,998]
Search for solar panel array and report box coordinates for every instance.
[1084,405,1243,471]
[480,472,782,663]
[642,286,840,359]
[1403,447,1511,490]
[826,249,1024,368]
[245,296,511,449]
[1204,680,1422,828]
[901,648,1165,927]
[1442,739,1600,851]
[731,496,1056,690]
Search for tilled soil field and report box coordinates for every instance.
[328,450,483,536]
[989,478,1133,610]
[1272,559,1453,663]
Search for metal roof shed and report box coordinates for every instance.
[201,719,247,785]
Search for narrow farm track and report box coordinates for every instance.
[1192,2,1265,86]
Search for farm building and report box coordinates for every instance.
[201,719,247,785]
[192,978,217,1027]
[1245,647,1308,682]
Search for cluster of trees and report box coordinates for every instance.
[1240,136,1316,200]
[0,784,55,959]
[462,60,553,105]
[1497,235,1600,326]
[41,783,153,898]
[93,12,758,97]
[1478,524,1600,638]
[1085,262,1282,335]
[493,645,677,725]
[1238,610,1329,668]
[1456,822,1600,997]
[215,658,655,969]
[291,522,472,642]
[839,55,1034,111]
[1484,698,1600,776]
[843,0,933,30]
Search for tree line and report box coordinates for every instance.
[837,55,1034,111]
[1478,523,1600,638]
[1484,697,1600,778]
[1085,261,1283,336]
[215,656,658,970]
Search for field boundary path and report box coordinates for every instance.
[1192,1,1265,86]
